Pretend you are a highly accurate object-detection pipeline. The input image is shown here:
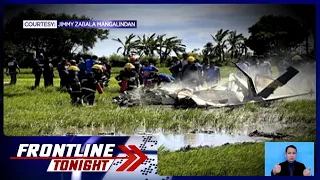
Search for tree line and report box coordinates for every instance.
[4,5,315,68]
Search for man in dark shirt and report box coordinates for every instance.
[32,54,44,88]
[271,145,312,176]
[43,58,54,87]
[57,57,70,88]
[6,56,20,85]
[169,56,180,79]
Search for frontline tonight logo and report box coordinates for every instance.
[10,144,147,172]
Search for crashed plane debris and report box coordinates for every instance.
[113,65,313,108]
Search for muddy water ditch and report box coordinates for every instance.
[63,122,293,151]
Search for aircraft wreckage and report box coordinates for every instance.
[113,63,313,108]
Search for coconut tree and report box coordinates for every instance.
[156,35,186,64]
[155,34,166,59]
[112,33,139,57]
[227,30,244,59]
[211,29,229,63]
[136,33,158,57]
[169,37,186,58]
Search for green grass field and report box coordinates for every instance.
[3,66,237,136]
[3,66,316,176]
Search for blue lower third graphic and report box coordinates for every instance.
[4,136,171,180]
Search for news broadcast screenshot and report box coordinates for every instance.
[2,3,317,179]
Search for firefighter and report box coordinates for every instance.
[66,61,82,106]
[81,64,104,106]
[6,56,20,85]
[97,60,111,79]
[181,56,202,88]
[129,56,143,85]
[94,61,110,87]
[92,63,108,87]
[115,63,139,92]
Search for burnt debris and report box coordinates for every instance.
[248,130,293,139]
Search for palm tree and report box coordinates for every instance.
[112,33,139,57]
[169,37,186,57]
[155,34,166,59]
[136,33,158,57]
[227,30,244,59]
[156,35,186,63]
[211,29,229,63]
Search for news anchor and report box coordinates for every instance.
[271,145,312,176]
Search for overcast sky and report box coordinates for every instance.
[5,4,301,57]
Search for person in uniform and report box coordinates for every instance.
[81,64,104,106]
[57,57,70,88]
[181,56,202,88]
[43,57,54,87]
[66,61,82,106]
[6,56,20,85]
[32,54,44,88]
[129,56,143,85]
[115,63,139,92]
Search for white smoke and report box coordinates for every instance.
[123,59,316,105]
[241,60,316,100]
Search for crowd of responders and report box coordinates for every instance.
[5,52,304,106]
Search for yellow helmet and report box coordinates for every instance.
[187,56,195,62]
[92,64,103,71]
[125,63,135,69]
[69,65,80,71]
[292,55,302,62]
